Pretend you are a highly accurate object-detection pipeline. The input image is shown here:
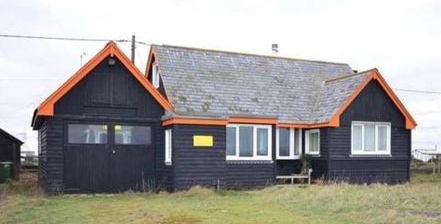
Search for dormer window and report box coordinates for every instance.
[152,61,160,88]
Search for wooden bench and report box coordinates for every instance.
[276,169,312,185]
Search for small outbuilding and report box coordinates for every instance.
[0,128,23,180]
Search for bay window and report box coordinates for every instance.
[276,127,302,159]
[226,124,272,160]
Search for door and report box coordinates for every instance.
[109,124,154,192]
[64,123,154,193]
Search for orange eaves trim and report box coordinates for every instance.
[35,41,173,119]
[163,118,337,128]
[328,68,417,130]
[162,116,278,126]
[228,116,278,125]
[162,117,228,126]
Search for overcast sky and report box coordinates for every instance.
[1,0,440,152]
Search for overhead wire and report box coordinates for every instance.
[0,34,150,45]
[1,34,440,96]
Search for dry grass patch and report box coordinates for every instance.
[1,172,441,223]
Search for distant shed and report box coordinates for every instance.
[0,128,23,179]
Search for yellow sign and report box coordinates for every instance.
[193,135,213,147]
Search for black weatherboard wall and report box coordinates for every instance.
[322,80,411,183]
[37,56,165,193]
[168,124,275,191]
[169,124,226,191]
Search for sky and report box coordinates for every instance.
[1,0,440,153]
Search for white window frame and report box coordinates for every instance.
[351,121,391,155]
[226,124,272,160]
[276,127,302,159]
[152,61,160,88]
[165,129,172,165]
[305,129,320,155]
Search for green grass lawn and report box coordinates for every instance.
[1,172,441,224]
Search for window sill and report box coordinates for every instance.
[226,160,274,164]
[350,154,391,157]
[226,156,272,161]
[276,156,302,160]
[164,161,172,166]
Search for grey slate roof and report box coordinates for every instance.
[310,71,371,123]
[153,45,369,124]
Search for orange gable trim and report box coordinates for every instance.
[328,69,417,130]
[35,41,173,119]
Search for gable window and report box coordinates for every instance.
[226,124,272,160]
[351,122,391,155]
[165,129,172,165]
[152,61,160,88]
[276,128,302,159]
[305,129,320,155]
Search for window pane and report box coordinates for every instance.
[309,132,319,153]
[294,129,300,155]
[239,126,253,157]
[352,125,362,151]
[226,127,236,156]
[257,128,268,156]
[68,124,108,144]
[377,126,387,151]
[165,129,172,163]
[115,125,151,145]
[279,128,290,157]
[364,124,375,151]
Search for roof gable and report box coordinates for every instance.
[32,42,173,128]
[327,69,416,129]
[0,128,23,145]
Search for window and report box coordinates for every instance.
[165,129,172,165]
[226,124,272,160]
[351,122,391,155]
[305,129,320,155]
[152,61,160,88]
[276,128,302,159]
[68,124,108,144]
[114,125,151,145]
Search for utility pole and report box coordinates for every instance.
[131,35,135,64]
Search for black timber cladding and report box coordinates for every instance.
[38,56,165,193]
[322,80,411,183]
[38,118,64,193]
[171,124,226,191]
[226,162,275,188]
[55,56,163,119]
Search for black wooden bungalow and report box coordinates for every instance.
[0,128,23,180]
[32,42,416,194]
